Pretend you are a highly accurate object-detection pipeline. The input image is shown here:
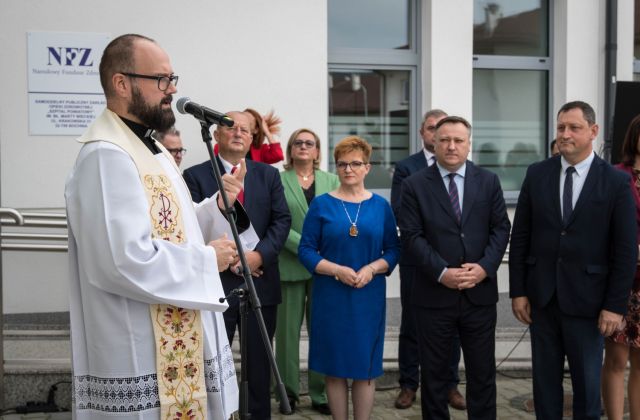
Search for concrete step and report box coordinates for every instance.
[2,326,532,373]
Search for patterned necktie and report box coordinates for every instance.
[230,165,244,205]
[562,166,575,225]
[448,173,461,223]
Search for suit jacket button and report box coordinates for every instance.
[460,233,465,238]
[557,258,563,263]
[561,230,566,236]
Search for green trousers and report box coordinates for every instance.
[275,279,327,404]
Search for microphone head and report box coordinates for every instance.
[176,97,191,114]
[220,115,234,128]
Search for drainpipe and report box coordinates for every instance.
[603,0,617,162]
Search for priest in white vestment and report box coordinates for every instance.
[65,34,243,419]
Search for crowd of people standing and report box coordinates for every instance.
[65,33,640,420]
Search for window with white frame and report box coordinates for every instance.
[328,0,419,195]
[472,0,550,196]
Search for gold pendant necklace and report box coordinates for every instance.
[340,199,362,237]
[297,171,313,182]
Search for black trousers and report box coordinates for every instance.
[223,302,277,420]
[530,296,603,420]
[398,264,461,391]
[415,294,497,420]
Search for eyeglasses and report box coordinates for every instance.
[336,160,366,171]
[292,140,316,149]
[221,125,251,136]
[122,72,179,91]
[166,147,187,156]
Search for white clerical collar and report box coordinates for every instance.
[436,161,467,179]
[561,151,595,178]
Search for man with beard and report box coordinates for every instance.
[65,34,246,419]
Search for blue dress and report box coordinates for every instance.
[298,193,400,379]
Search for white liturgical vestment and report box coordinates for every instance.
[65,110,239,419]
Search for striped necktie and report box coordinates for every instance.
[448,173,461,223]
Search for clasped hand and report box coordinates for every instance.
[230,251,264,278]
[208,233,237,272]
[334,265,375,288]
[441,263,487,290]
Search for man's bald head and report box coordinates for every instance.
[99,34,155,98]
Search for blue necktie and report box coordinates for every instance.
[562,166,575,225]
[448,173,461,223]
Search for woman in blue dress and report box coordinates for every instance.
[299,136,400,419]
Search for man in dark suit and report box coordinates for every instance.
[391,109,465,411]
[399,116,510,419]
[509,101,637,419]
[183,111,291,419]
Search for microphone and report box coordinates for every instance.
[176,97,234,127]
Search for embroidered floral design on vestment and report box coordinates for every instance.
[144,174,185,243]
[152,305,207,419]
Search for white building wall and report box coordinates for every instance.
[0,0,328,209]
[422,0,474,120]
[618,0,636,81]
[0,0,328,313]
[553,0,606,136]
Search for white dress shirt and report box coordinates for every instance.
[560,151,595,218]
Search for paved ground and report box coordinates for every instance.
[269,373,631,419]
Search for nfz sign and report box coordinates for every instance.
[47,47,94,67]
[27,32,110,135]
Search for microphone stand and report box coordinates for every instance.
[197,121,291,418]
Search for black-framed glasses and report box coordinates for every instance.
[166,147,186,156]
[293,140,316,149]
[122,72,179,91]
[336,160,366,171]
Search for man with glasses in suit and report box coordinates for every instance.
[156,126,186,167]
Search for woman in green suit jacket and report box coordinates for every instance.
[276,128,339,415]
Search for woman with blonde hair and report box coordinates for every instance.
[276,128,338,414]
[299,135,400,419]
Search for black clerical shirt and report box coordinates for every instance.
[120,116,161,155]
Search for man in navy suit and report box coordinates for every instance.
[391,109,466,411]
[509,101,637,419]
[183,111,291,419]
[399,116,510,419]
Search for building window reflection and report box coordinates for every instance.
[473,0,550,195]
[328,0,417,196]
[328,0,410,50]
[328,70,410,190]
[473,0,548,56]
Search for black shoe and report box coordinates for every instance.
[312,402,331,415]
[279,397,296,415]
